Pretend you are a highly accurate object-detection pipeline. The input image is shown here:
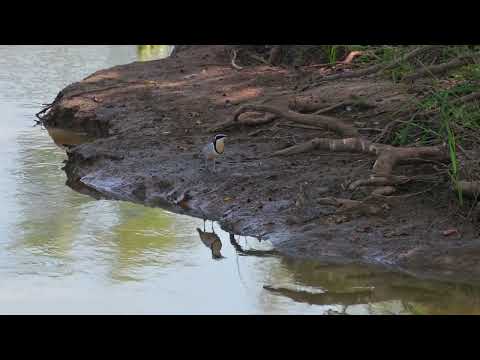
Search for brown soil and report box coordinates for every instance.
[43,45,480,285]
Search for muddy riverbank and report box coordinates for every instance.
[42,45,480,284]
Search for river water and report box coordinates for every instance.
[1,45,480,314]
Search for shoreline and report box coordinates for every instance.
[42,45,480,285]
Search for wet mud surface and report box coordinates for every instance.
[43,45,480,285]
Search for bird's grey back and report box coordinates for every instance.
[202,141,215,156]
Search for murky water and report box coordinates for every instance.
[1,45,480,314]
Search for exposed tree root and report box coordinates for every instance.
[348,176,411,191]
[317,197,384,216]
[277,123,325,131]
[367,143,448,177]
[403,52,480,82]
[371,186,397,196]
[453,91,480,106]
[316,184,444,219]
[213,104,359,137]
[273,137,448,194]
[457,181,480,198]
[209,113,278,133]
[289,94,375,114]
[273,137,446,169]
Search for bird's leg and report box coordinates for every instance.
[211,221,215,233]
[213,159,216,173]
[203,219,206,232]
[204,157,208,172]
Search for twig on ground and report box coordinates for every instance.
[231,49,244,70]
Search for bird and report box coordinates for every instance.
[197,227,224,259]
[202,134,227,172]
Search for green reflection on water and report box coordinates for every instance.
[12,136,89,260]
[12,125,179,281]
[266,257,480,315]
[137,45,173,62]
[107,203,177,281]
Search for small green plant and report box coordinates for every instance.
[392,82,480,207]
[392,117,440,146]
[390,61,415,82]
[453,63,480,82]
[368,46,417,82]
[443,111,463,206]
[327,46,338,64]
[432,91,464,205]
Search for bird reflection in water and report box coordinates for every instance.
[229,233,278,257]
[197,220,224,260]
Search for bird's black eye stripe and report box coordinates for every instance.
[212,134,226,154]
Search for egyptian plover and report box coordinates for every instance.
[202,134,227,172]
